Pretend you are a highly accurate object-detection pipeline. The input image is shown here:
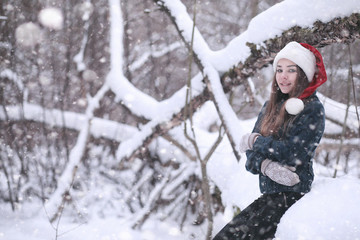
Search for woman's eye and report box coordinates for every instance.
[289,69,297,73]
[276,69,282,73]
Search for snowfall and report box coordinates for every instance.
[1,0,360,239]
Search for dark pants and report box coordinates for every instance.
[213,192,303,240]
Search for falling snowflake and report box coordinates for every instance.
[15,22,42,48]
[38,7,63,30]
[77,2,94,21]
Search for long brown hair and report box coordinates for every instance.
[260,66,309,137]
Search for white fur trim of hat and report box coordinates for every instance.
[273,41,316,82]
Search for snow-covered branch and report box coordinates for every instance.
[0,102,136,142]
[158,0,245,161]
[319,92,360,135]
[129,171,170,229]
[129,41,182,72]
[43,84,110,222]
[210,0,360,71]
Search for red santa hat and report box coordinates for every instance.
[273,41,327,115]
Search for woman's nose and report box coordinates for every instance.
[280,72,288,79]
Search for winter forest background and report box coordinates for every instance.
[0,0,360,239]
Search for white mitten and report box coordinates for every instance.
[261,159,300,186]
[239,133,261,153]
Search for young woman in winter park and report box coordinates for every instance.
[213,41,327,240]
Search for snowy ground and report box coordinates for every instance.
[1,174,359,240]
[0,210,193,240]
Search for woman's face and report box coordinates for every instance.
[275,58,298,94]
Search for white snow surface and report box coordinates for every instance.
[275,177,360,240]
[3,0,360,239]
[1,177,359,239]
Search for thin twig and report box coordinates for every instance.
[347,44,360,138]
[162,134,197,161]
[333,48,352,178]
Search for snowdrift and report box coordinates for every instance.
[275,177,360,240]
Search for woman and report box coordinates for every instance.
[213,41,327,240]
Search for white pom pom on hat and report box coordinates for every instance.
[285,98,304,115]
[273,41,316,82]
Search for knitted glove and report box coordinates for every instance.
[239,133,261,153]
[261,159,300,186]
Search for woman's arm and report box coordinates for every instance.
[252,100,325,167]
[245,150,265,174]
[244,102,267,174]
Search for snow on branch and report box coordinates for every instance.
[105,0,159,120]
[210,0,360,72]
[129,171,170,229]
[156,0,212,69]
[318,92,360,134]
[43,84,110,222]
[115,73,206,161]
[129,41,183,72]
[123,169,154,206]
[0,102,136,142]
[106,0,203,124]
[0,69,23,90]
[0,69,29,100]
[73,22,89,72]
[157,0,248,160]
